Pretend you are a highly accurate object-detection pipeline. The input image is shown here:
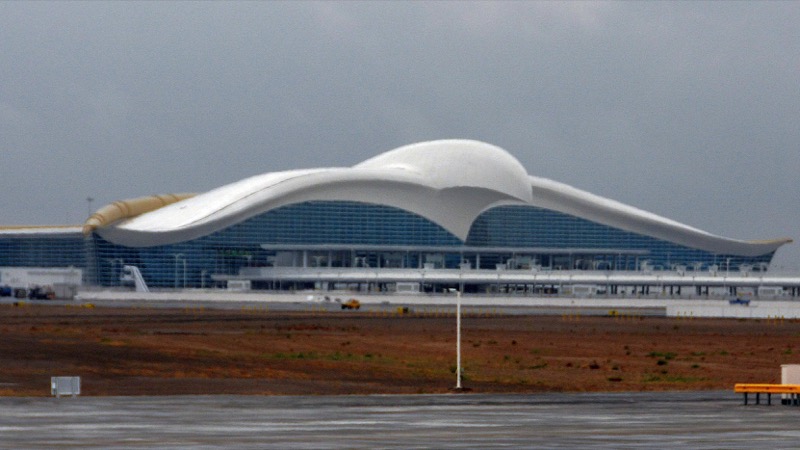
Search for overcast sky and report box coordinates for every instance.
[1,2,798,268]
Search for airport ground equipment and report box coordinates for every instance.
[341,299,361,310]
[51,376,81,398]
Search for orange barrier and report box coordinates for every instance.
[734,383,800,405]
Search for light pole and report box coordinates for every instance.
[456,287,462,389]
[107,258,124,286]
[173,253,185,289]
[455,273,464,390]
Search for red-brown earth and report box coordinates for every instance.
[1,303,797,396]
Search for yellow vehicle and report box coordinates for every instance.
[341,299,361,310]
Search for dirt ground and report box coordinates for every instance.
[1,302,798,396]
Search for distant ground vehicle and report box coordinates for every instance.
[27,285,55,300]
[729,297,751,306]
[341,299,361,310]
[0,285,12,297]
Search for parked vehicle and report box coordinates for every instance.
[341,298,361,310]
[27,285,55,300]
[729,297,751,306]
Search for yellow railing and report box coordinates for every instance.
[734,383,800,405]
[734,383,800,394]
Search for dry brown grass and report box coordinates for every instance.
[1,303,797,396]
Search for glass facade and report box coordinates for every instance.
[89,201,463,287]
[466,205,773,271]
[0,233,86,268]
[1,201,776,288]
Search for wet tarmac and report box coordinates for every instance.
[1,391,798,449]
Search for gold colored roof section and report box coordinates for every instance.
[83,193,195,236]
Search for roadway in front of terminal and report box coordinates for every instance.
[12,285,800,318]
[69,288,800,318]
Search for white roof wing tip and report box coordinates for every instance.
[752,237,793,246]
[527,175,791,255]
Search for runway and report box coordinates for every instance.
[2,391,798,449]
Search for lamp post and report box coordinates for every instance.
[456,287,462,389]
[107,258,124,286]
[173,253,185,289]
[455,273,464,390]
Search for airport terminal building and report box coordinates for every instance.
[0,140,792,292]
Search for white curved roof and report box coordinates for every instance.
[526,176,790,257]
[96,139,791,256]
